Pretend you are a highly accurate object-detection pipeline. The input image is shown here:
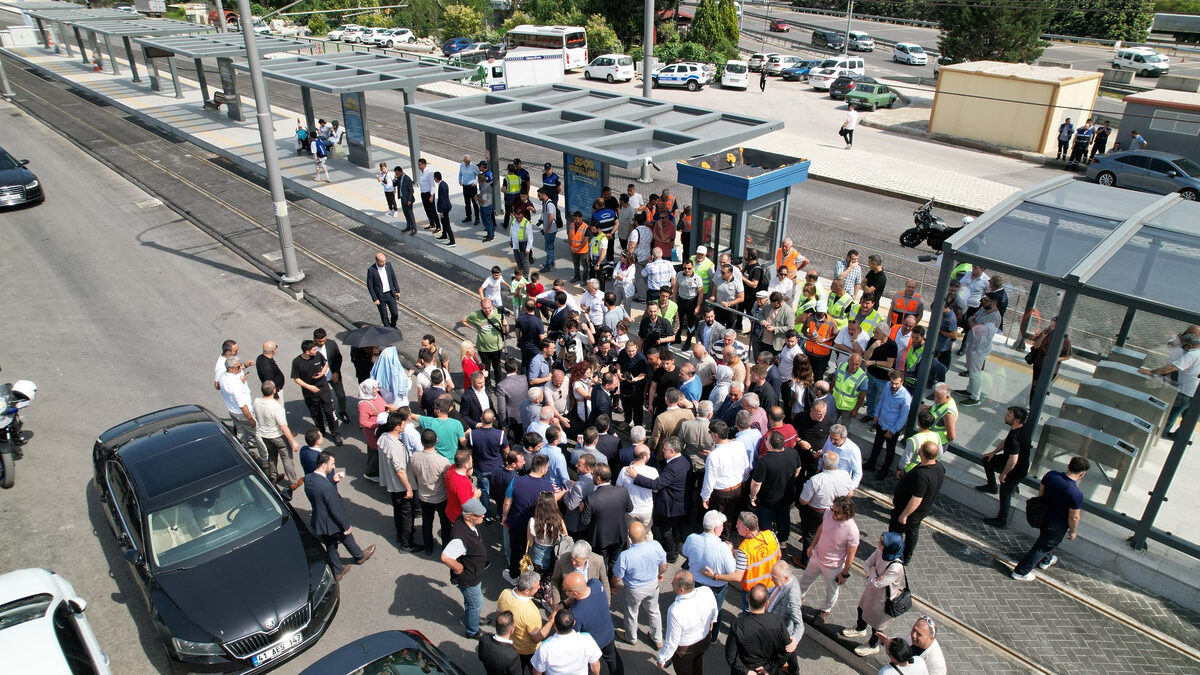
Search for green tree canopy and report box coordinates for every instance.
[442,3,484,40]
[585,14,624,55]
[938,0,1053,63]
[1049,0,1153,42]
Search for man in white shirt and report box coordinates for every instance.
[841,107,859,149]
[1140,332,1200,439]
[626,183,644,211]
[701,420,750,532]
[214,339,250,390]
[822,424,862,491]
[531,609,602,675]
[900,615,946,675]
[219,357,268,468]
[642,248,676,304]
[657,570,719,672]
[479,266,507,316]
[617,445,659,533]
[580,279,605,327]
[252,381,299,486]
[417,157,438,227]
[778,332,804,381]
[832,320,870,368]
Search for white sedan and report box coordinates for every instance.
[808,67,848,91]
[0,568,110,673]
[326,24,361,41]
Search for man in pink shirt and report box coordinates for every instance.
[445,448,482,523]
[798,495,859,624]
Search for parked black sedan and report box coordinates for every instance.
[299,630,465,675]
[0,146,44,207]
[829,74,878,100]
[93,405,339,672]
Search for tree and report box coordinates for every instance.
[502,10,533,33]
[307,14,329,35]
[585,0,674,47]
[716,0,739,45]
[1049,0,1153,42]
[585,14,624,55]
[688,0,725,51]
[442,4,483,40]
[937,0,1053,63]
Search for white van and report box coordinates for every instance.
[893,43,928,66]
[848,30,874,51]
[1113,47,1169,77]
[816,56,865,76]
[722,59,749,89]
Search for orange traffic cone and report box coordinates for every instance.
[93,57,100,72]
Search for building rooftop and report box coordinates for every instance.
[942,60,1101,85]
[1123,88,1200,112]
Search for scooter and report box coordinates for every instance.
[0,380,37,489]
[899,199,973,251]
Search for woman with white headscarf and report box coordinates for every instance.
[357,378,398,482]
[708,364,734,407]
[370,345,412,406]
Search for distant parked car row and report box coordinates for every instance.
[327,24,415,46]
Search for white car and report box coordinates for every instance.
[584,54,635,83]
[1113,47,1169,77]
[893,43,928,66]
[652,62,712,91]
[722,59,748,89]
[374,28,414,47]
[341,26,370,43]
[765,54,805,75]
[848,30,874,51]
[358,27,389,44]
[0,568,110,673]
[809,67,848,90]
[326,24,361,41]
[748,52,779,72]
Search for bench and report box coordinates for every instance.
[203,91,228,111]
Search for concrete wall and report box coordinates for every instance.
[1121,101,1200,162]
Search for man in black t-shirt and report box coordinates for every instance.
[861,254,887,305]
[889,440,945,564]
[980,406,1031,527]
[291,339,343,445]
[750,431,803,542]
[862,326,898,425]
[650,354,682,418]
[794,400,834,481]
[514,300,545,375]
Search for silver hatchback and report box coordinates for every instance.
[1086,150,1200,200]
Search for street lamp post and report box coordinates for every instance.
[639,0,654,183]
[843,0,853,56]
[237,0,304,283]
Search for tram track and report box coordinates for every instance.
[2,56,478,347]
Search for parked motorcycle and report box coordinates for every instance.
[1,380,37,489]
[899,199,973,251]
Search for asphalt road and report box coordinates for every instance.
[0,102,855,674]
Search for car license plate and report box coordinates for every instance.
[251,632,302,667]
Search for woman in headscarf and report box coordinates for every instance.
[708,364,734,407]
[357,378,399,482]
[370,345,411,406]
[843,532,907,656]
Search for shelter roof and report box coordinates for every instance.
[135,32,308,59]
[233,51,474,95]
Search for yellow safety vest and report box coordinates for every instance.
[857,309,883,335]
[515,217,530,242]
[590,232,608,260]
[692,256,715,293]
[738,530,781,591]
[504,174,521,194]
[832,362,868,412]
[903,430,941,473]
[660,300,678,322]
[827,292,855,331]
[794,297,818,331]
[931,398,958,444]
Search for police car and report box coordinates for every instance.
[651,62,712,91]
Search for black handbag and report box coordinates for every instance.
[1026,495,1048,528]
[884,562,913,618]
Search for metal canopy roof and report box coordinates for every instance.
[945,175,1200,323]
[21,8,143,21]
[404,83,785,169]
[134,32,308,59]
[1,1,87,9]
[59,18,212,37]
[233,51,475,95]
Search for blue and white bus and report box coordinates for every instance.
[504,25,588,71]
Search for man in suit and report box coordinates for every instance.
[695,307,726,355]
[579,464,633,574]
[477,610,521,675]
[627,436,690,563]
[587,372,617,427]
[313,328,348,423]
[551,539,611,604]
[367,251,401,328]
[304,451,376,579]
[494,359,528,433]
[768,561,805,674]
[461,371,498,429]
[649,388,694,457]
[434,171,455,246]
[394,165,417,234]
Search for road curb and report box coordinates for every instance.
[806,172,984,216]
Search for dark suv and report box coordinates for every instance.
[829,74,877,100]
[811,28,844,50]
[93,405,339,672]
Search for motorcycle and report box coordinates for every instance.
[899,198,974,251]
[0,380,37,489]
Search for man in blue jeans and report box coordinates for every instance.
[440,498,489,637]
[1011,456,1088,580]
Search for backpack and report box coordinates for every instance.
[314,139,327,158]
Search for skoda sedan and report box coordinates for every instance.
[93,405,338,672]
[1087,150,1200,200]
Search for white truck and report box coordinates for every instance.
[476,47,565,91]
[133,0,166,16]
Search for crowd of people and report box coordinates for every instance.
[208,211,1158,675]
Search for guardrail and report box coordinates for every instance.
[736,7,942,59]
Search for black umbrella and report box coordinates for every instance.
[338,325,404,347]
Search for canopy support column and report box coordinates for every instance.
[1024,289,1078,456]
[123,36,140,83]
[166,54,183,98]
[402,87,422,178]
[194,57,210,101]
[1115,307,1137,348]
[59,21,73,58]
[73,26,87,64]
[907,251,955,431]
[485,131,500,213]
[103,35,118,75]
[144,46,161,91]
[300,86,316,139]
[1013,282,1041,352]
[1130,401,1198,551]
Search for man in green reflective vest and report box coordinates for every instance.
[927,382,958,445]
[587,223,609,283]
[852,296,884,335]
[826,279,856,332]
[501,163,522,230]
[510,211,533,273]
[900,326,946,392]
[690,245,716,296]
[897,409,942,476]
[831,353,868,424]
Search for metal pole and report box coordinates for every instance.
[1115,306,1137,347]
[641,0,653,100]
[237,0,304,283]
[1129,399,1198,551]
[1013,281,1041,352]
[906,251,955,431]
[843,0,853,56]
[0,56,14,99]
[1023,290,1077,450]
[214,0,229,32]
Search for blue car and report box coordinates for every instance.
[442,37,472,57]
[1086,149,1200,201]
[780,59,822,81]
[300,630,464,675]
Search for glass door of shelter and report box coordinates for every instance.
[745,201,782,262]
[697,208,736,261]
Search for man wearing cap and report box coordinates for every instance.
[802,300,838,381]
[542,162,561,203]
[476,162,496,241]
[690,245,716,297]
[441,498,489,638]
[1140,332,1200,439]
[513,158,531,195]
[459,155,481,225]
